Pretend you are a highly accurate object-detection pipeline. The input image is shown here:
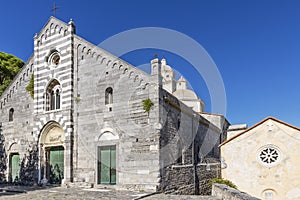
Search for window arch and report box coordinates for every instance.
[262,189,277,200]
[105,87,113,105]
[9,108,14,122]
[47,50,61,67]
[46,79,61,111]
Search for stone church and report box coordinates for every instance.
[221,117,300,200]
[0,17,228,192]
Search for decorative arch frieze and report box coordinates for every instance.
[100,57,106,64]
[0,58,34,110]
[59,27,63,34]
[74,39,152,93]
[106,59,112,66]
[82,46,86,53]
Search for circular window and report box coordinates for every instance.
[48,52,60,67]
[258,145,281,167]
[52,54,60,65]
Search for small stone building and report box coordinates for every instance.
[220,117,300,200]
[0,17,229,192]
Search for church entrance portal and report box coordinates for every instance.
[39,122,65,185]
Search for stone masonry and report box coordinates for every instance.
[0,17,229,193]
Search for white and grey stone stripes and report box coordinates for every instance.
[34,17,75,115]
[33,111,73,141]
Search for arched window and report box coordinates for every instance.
[9,108,14,122]
[56,89,60,109]
[46,79,61,111]
[105,87,113,105]
[48,51,61,67]
[50,91,55,110]
[263,189,277,200]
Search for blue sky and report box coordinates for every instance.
[1,0,299,127]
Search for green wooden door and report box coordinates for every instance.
[11,154,20,182]
[98,146,116,184]
[49,146,64,184]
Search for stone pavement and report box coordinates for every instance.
[144,194,221,200]
[0,186,221,200]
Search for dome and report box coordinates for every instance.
[173,88,204,112]
[173,89,199,101]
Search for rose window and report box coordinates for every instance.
[52,54,60,65]
[258,146,281,167]
[48,51,61,67]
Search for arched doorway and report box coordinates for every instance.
[39,122,65,184]
[97,130,119,185]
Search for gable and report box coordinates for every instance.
[220,117,300,146]
[34,16,70,45]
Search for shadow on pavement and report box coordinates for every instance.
[0,184,60,196]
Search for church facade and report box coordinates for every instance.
[0,17,228,191]
[221,117,300,200]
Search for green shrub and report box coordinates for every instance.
[26,74,34,99]
[142,98,154,113]
[210,178,238,189]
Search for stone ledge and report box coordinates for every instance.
[212,184,261,200]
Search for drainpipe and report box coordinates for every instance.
[192,113,199,195]
[38,144,42,183]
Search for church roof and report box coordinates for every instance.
[219,116,300,147]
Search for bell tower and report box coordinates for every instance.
[160,58,176,93]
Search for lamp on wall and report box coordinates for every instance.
[206,163,211,171]
[220,157,227,169]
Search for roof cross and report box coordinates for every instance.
[51,2,59,17]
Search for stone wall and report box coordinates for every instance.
[212,184,261,200]
[0,55,35,183]
[158,89,225,194]
[221,118,300,199]
[160,163,221,195]
[72,37,162,191]
[0,17,231,191]
[158,89,223,165]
